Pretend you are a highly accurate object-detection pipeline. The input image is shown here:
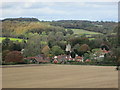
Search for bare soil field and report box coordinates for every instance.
[2,64,118,88]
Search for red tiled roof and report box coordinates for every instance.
[75,56,83,59]
[24,57,43,59]
[24,57,49,63]
[37,60,49,63]
[102,50,111,53]
[85,59,91,62]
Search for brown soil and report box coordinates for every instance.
[2,64,118,88]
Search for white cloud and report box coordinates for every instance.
[0,2,118,21]
[37,7,67,14]
[1,0,120,2]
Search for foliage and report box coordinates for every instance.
[2,50,10,61]
[51,46,64,56]
[41,45,50,56]
[2,18,40,22]
[0,37,26,43]
[5,51,23,63]
[74,44,90,56]
[56,41,67,50]
[68,37,89,47]
[2,20,66,38]
[88,39,103,49]
[66,29,74,35]
[55,32,64,41]
[2,37,22,51]
[71,29,101,35]
[23,34,42,57]
[104,53,116,64]
[84,53,90,60]
[111,47,120,64]
[2,37,11,50]
[79,44,90,52]
[51,20,117,34]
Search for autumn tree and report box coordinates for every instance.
[2,50,10,62]
[77,44,90,56]
[41,45,50,57]
[79,44,90,52]
[5,51,23,63]
[2,20,66,38]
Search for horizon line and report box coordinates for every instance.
[1,17,118,22]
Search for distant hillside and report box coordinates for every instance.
[2,18,40,22]
[1,18,118,39]
[2,18,65,38]
[50,20,117,34]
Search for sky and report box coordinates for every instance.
[1,1,118,21]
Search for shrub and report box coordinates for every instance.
[51,46,64,56]
[5,51,23,63]
[2,50,10,62]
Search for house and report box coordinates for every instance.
[101,44,109,51]
[53,55,68,63]
[53,59,58,64]
[85,59,91,62]
[75,56,84,62]
[102,50,111,54]
[24,56,50,64]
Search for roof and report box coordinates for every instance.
[57,55,66,59]
[24,57,43,59]
[24,57,50,63]
[75,56,83,59]
[102,50,111,53]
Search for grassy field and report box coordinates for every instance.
[0,37,48,44]
[2,64,118,88]
[70,29,102,35]
[0,37,26,43]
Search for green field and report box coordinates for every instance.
[0,37,48,44]
[70,29,102,35]
[0,37,25,43]
[89,38,95,40]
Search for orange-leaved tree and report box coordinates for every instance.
[5,51,23,63]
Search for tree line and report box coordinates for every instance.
[1,18,120,66]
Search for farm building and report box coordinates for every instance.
[75,56,84,62]
[24,56,50,64]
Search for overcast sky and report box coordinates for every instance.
[1,2,118,21]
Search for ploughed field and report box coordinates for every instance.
[2,64,118,88]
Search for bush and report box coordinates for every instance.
[2,50,10,62]
[51,46,64,56]
[5,51,24,63]
[23,59,30,64]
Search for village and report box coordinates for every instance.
[23,44,111,65]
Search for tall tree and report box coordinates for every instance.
[41,45,50,57]
[5,51,23,63]
[51,46,64,56]
[23,33,42,57]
